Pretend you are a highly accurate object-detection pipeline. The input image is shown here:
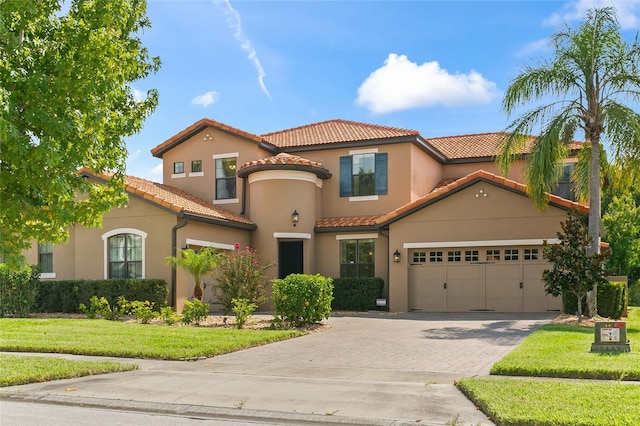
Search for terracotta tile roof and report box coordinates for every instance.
[426,132,584,160]
[238,153,331,179]
[151,118,268,158]
[432,178,459,191]
[376,170,589,225]
[315,215,381,229]
[79,168,254,226]
[261,119,419,148]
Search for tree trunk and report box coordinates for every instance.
[586,136,601,317]
[577,294,584,324]
[193,284,204,302]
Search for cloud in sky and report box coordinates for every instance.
[132,88,146,102]
[191,91,220,107]
[516,38,549,57]
[543,0,640,29]
[150,163,163,178]
[356,54,498,114]
[215,0,271,99]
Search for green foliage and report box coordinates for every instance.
[0,0,160,266]
[497,6,640,265]
[159,306,181,325]
[210,244,274,312]
[0,264,40,317]
[181,299,209,325]
[165,248,219,301]
[79,295,129,320]
[231,298,257,329]
[630,278,640,306]
[272,274,333,327]
[129,300,157,324]
[597,281,627,319]
[542,210,609,320]
[331,277,384,311]
[34,279,167,313]
[603,193,640,277]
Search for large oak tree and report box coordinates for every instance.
[0,0,160,267]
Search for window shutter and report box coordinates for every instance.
[339,156,352,197]
[374,153,387,195]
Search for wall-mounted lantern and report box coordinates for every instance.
[292,210,300,226]
[393,249,401,263]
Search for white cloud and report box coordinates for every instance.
[132,88,146,102]
[150,163,163,177]
[128,148,142,161]
[543,0,640,29]
[517,38,549,57]
[214,0,271,99]
[191,91,220,107]
[355,54,498,114]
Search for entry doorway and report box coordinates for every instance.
[279,241,303,279]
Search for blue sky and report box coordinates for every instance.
[125,0,640,181]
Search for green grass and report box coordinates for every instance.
[0,318,304,360]
[457,377,640,426]
[490,307,640,380]
[0,354,137,387]
[458,307,640,425]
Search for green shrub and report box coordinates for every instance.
[181,299,209,325]
[129,300,158,324]
[80,296,129,320]
[35,279,168,313]
[272,274,333,327]
[0,264,40,317]
[232,297,257,329]
[209,245,274,312]
[159,306,181,325]
[630,279,640,307]
[598,281,626,319]
[331,277,384,311]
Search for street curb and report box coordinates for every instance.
[0,392,443,426]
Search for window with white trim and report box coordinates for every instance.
[38,242,53,273]
[429,251,443,263]
[191,160,202,173]
[465,250,479,262]
[505,249,519,261]
[486,249,500,261]
[340,239,374,277]
[215,157,237,200]
[339,152,387,197]
[524,248,539,260]
[412,251,427,263]
[447,250,461,262]
[108,234,143,279]
[173,162,184,174]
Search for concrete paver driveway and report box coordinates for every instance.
[1,312,554,425]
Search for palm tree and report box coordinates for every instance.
[165,248,219,302]
[498,7,640,315]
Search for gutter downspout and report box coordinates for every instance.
[171,216,189,309]
[379,228,390,311]
[240,176,248,215]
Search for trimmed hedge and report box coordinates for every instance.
[35,279,168,313]
[562,280,627,319]
[0,264,40,317]
[331,277,384,311]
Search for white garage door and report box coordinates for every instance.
[408,247,561,312]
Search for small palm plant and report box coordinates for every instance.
[165,248,219,301]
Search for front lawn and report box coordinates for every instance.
[457,377,640,426]
[490,307,640,380]
[457,307,640,426]
[0,354,137,387]
[0,318,304,360]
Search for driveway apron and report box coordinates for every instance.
[1,312,554,425]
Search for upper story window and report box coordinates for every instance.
[173,162,184,174]
[340,239,374,278]
[38,242,53,273]
[107,233,142,279]
[340,152,387,198]
[551,162,577,201]
[191,160,202,173]
[215,157,237,200]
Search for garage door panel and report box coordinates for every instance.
[523,264,562,312]
[409,265,446,311]
[446,265,484,311]
[485,264,523,312]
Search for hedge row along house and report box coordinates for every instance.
[24,118,590,312]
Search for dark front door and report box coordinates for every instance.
[279,241,303,279]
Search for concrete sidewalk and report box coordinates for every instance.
[1,312,554,425]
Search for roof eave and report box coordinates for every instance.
[314,225,379,233]
[183,212,257,230]
[238,163,332,179]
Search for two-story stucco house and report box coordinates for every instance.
[25,118,588,313]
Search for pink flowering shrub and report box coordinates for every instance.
[209,245,275,312]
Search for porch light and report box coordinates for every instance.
[292,210,299,226]
[393,249,401,263]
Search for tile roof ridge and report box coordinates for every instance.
[426,131,511,140]
[261,118,419,137]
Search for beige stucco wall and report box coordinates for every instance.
[410,144,442,202]
[160,127,270,215]
[387,181,570,311]
[441,160,527,182]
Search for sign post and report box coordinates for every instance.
[591,322,631,353]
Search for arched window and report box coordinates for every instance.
[102,229,147,279]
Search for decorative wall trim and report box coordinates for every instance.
[101,228,148,279]
[274,232,312,239]
[185,239,235,250]
[336,233,378,240]
[403,239,560,249]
